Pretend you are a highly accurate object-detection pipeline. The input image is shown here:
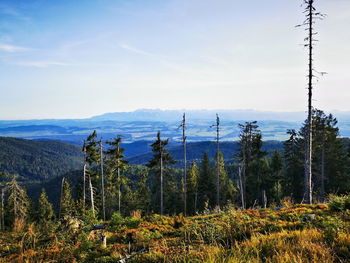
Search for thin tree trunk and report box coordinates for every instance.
[100,140,105,221]
[117,144,121,214]
[262,190,267,209]
[83,162,86,209]
[238,166,245,209]
[59,178,65,219]
[89,174,95,217]
[182,113,187,216]
[0,188,3,230]
[160,148,163,216]
[83,141,86,210]
[304,0,314,205]
[216,114,220,209]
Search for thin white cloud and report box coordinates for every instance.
[0,4,31,21]
[119,43,155,57]
[14,61,69,68]
[119,43,195,74]
[0,43,31,53]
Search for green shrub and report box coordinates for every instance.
[110,212,125,231]
[328,194,350,212]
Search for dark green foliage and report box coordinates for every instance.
[37,188,55,231]
[238,122,267,207]
[198,152,215,210]
[147,132,176,214]
[328,194,350,212]
[284,109,350,203]
[187,161,199,214]
[59,179,74,218]
[105,136,128,217]
[0,137,82,181]
[216,152,236,208]
[284,129,304,201]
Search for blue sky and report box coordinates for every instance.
[0,0,349,119]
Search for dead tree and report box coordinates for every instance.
[0,188,4,230]
[179,113,187,215]
[100,140,106,221]
[297,0,325,204]
[210,114,220,209]
[160,139,164,215]
[238,166,245,209]
[83,140,87,210]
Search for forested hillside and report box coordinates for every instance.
[0,137,82,181]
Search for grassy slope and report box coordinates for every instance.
[0,204,349,262]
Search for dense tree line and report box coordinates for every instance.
[0,109,350,231]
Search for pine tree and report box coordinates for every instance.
[215,152,236,207]
[187,161,199,214]
[135,171,151,213]
[269,151,284,203]
[37,188,55,230]
[147,132,175,215]
[85,131,100,217]
[59,179,74,219]
[237,122,265,207]
[284,129,304,202]
[198,152,215,210]
[105,136,128,216]
[7,176,29,230]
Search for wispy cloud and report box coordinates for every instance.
[119,43,194,74]
[0,4,31,21]
[14,61,69,68]
[119,43,156,57]
[0,43,31,53]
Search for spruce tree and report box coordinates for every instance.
[215,152,235,207]
[37,188,55,230]
[237,122,265,207]
[269,151,284,203]
[198,153,215,210]
[105,136,128,215]
[135,171,151,213]
[59,179,73,219]
[284,129,304,202]
[7,176,29,230]
[147,132,175,215]
[187,161,199,214]
[85,131,100,217]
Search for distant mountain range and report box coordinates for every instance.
[1,109,350,144]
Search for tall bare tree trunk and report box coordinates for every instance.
[100,140,105,221]
[118,166,121,214]
[89,174,95,217]
[160,143,163,216]
[238,166,245,209]
[0,188,4,230]
[181,113,187,216]
[305,0,314,205]
[216,114,220,209]
[83,141,86,210]
[211,114,220,209]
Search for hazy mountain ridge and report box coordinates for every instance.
[1,109,350,144]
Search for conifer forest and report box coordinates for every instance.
[0,0,350,262]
